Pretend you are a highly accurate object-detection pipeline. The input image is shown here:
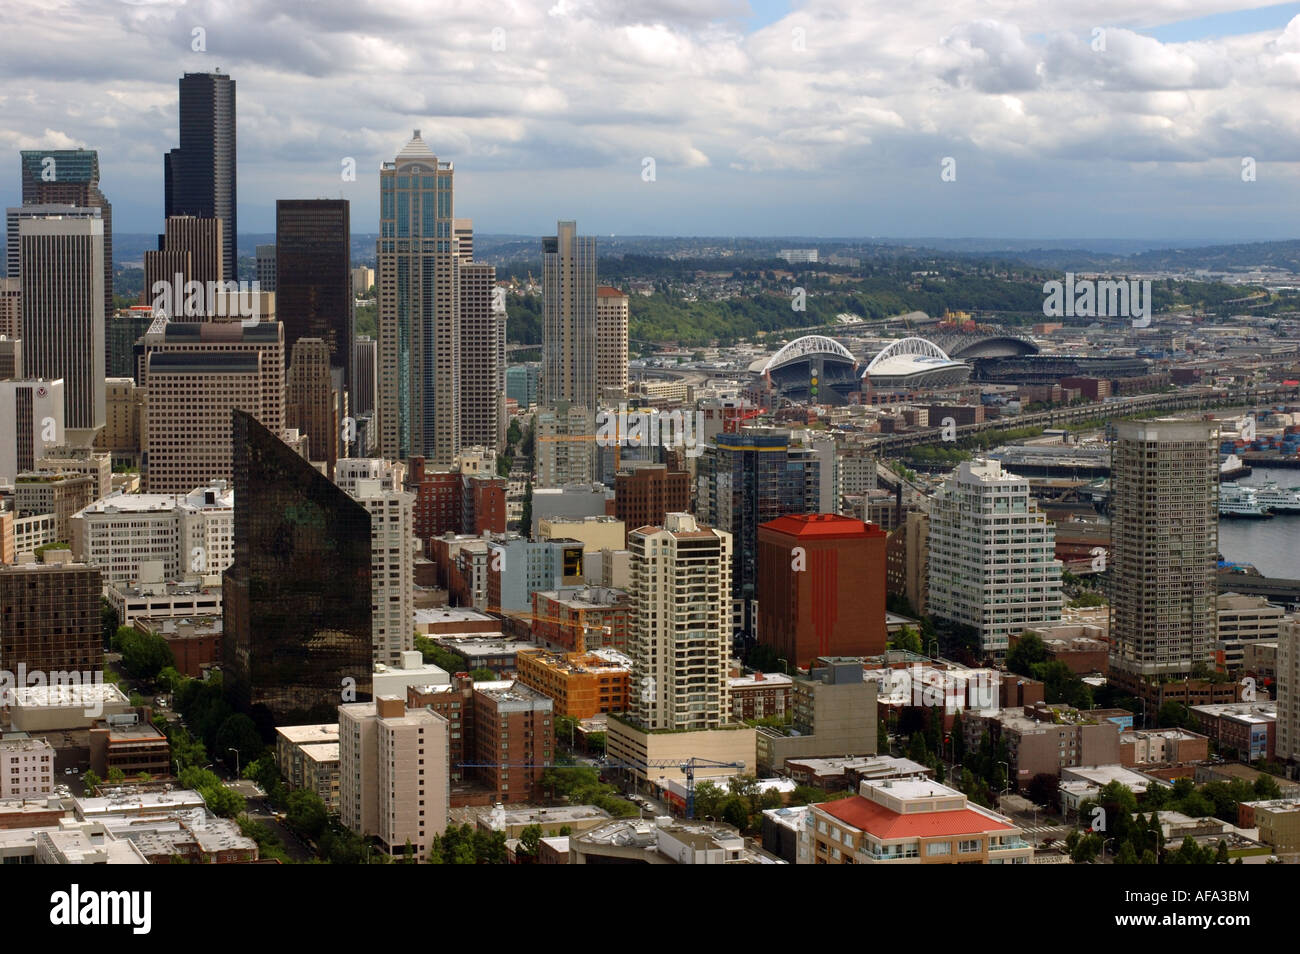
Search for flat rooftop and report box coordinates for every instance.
[275,723,340,745]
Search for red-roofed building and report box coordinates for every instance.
[757,514,887,667]
[800,779,1030,864]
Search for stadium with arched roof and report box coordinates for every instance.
[862,337,971,389]
[754,334,860,405]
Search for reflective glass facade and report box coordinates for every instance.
[223,409,372,727]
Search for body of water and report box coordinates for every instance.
[1218,467,1300,579]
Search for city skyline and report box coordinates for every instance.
[2,2,1300,240]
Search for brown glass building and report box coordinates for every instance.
[613,462,690,544]
[757,513,888,669]
[0,561,102,674]
[223,409,372,729]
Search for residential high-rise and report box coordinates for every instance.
[165,71,237,281]
[1109,419,1218,683]
[339,696,448,859]
[757,514,888,668]
[275,199,351,386]
[627,513,732,732]
[927,458,1063,659]
[348,478,415,666]
[140,318,285,493]
[0,379,64,485]
[286,337,338,476]
[223,409,372,726]
[536,401,596,487]
[472,682,553,803]
[696,427,822,631]
[458,262,506,451]
[16,149,112,318]
[255,244,276,292]
[1278,619,1300,764]
[377,131,458,464]
[351,336,377,416]
[542,221,597,410]
[0,561,102,674]
[143,216,223,316]
[19,209,105,448]
[596,286,629,400]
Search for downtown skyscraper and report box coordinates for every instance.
[13,149,113,318]
[276,199,351,394]
[165,71,237,281]
[376,132,458,465]
[18,208,105,448]
[541,220,597,410]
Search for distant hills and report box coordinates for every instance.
[102,232,1300,277]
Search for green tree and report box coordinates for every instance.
[889,625,924,655]
[469,667,496,682]
[106,767,126,783]
[1157,700,1190,729]
[1115,841,1139,865]
[286,788,328,841]
[215,713,264,772]
[1006,632,1047,677]
[692,781,727,819]
[115,627,176,682]
[101,598,119,648]
[519,823,543,862]
[81,770,102,795]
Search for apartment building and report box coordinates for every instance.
[339,696,449,859]
[348,478,416,666]
[799,779,1031,865]
[927,458,1063,659]
[0,737,55,798]
[515,647,632,718]
[275,723,341,811]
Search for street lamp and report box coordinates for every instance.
[1103,836,1117,863]
[998,760,1011,796]
[928,639,938,660]
[227,747,240,777]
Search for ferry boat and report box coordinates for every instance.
[1219,484,1272,519]
[1250,482,1300,514]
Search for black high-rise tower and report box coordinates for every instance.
[165,71,236,281]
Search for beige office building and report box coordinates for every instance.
[0,277,19,339]
[627,514,732,732]
[596,286,629,400]
[140,318,284,493]
[93,377,145,464]
[339,696,449,860]
[286,337,337,476]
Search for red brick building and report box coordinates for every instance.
[407,457,462,555]
[613,464,690,545]
[756,514,888,668]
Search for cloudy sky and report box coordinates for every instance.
[3,0,1299,242]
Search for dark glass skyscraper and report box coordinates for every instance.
[275,199,351,387]
[165,71,236,281]
[223,409,372,729]
[14,149,112,318]
[695,427,821,634]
